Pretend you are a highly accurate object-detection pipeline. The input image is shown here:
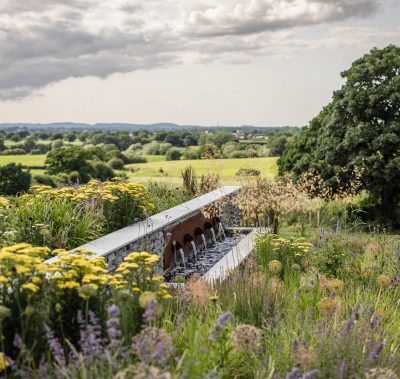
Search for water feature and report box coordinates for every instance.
[210,228,217,246]
[200,234,207,251]
[165,234,243,282]
[190,240,198,261]
[218,222,226,240]
[178,248,186,269]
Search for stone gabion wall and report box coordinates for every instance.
[105,229,165,273]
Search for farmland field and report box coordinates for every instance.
[0,154,46,167]
[126,156,278,184]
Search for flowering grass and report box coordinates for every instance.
[1,218,400,377]
[0,179,156,249]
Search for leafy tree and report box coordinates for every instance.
[108,157,125,170]
[0,138,5,152]
[214,132,234,147]
[183,135,198,147]
[279,45,400,219]
[23,137,36,152]
[92,161,115,181]
[65,132,77,142]
[267,132,294,156]
[46,146,95,183]
[164,133,184,147]
[51,132,64,141]
[165,147,182,161]
[0,163,31,195]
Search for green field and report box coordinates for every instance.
[126,157,278,184]
[0,155,46,167]
[143,155,166,163]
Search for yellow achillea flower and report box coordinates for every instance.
[22,283,40,293]
[0,196,9,207]
[138,291,157,309]
[0,352,10,372]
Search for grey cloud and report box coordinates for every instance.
[0,0,388,100]
[183,0,382,37]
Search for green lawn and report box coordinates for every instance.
[125,156,278,185]
[0,155,46,168]
[143,155,166,163]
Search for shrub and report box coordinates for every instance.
[108,158,125,170]
[124,154,147,164]
[0,163,31,195]
[0,148,26,155]
[255,234,311,275]
[33,174,58,187]
[165,147,182,161]
[236,168,261,177]
[7,195,105,249]
[92,161,116,181]
[182,147,200,160]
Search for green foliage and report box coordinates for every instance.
[46,146,95,183]
[0,163,31,195]
[255,234,311,276]
[91,161,115,181]
[165,147,182,161]
[279,45,400,224]
[7,196,105,249]
[267,132,294,156]
[145,181,190,214]
[235,167,260,176]
[108,157,125,170]
[33,174,59,187]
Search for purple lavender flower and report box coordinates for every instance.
[302,370,319,379]
[44,325,65,366]
[209,312,234,342]
[367,341,386,365]
[77,311,103,359]
[143,299,158,324]
[336,360,346,379]
[107,304,122,350]
[343,303,361,333]
[320,228,325,240]
[132,327,174,368]
[285,367,300,379]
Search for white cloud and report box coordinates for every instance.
[0,0,392,100]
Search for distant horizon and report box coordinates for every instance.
[0,122,301,129]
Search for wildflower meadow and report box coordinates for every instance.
[0,177,400,379]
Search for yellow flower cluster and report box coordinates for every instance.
[0,352,10,372]
[113,252,171,300]
[270,236,311,257]
[47,248,110,299]
[29,179,153,210]
[0,244,171,303]
[0,244,110,298]
[0,244,50,293]
[257,234,311,258]
[0,196,9,208]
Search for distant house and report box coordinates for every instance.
[234,130,246,140]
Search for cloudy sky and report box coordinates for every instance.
[0,0,399,126]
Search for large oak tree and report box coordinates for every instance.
[279,45,400,217]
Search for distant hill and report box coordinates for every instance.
[0,122,301,133]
